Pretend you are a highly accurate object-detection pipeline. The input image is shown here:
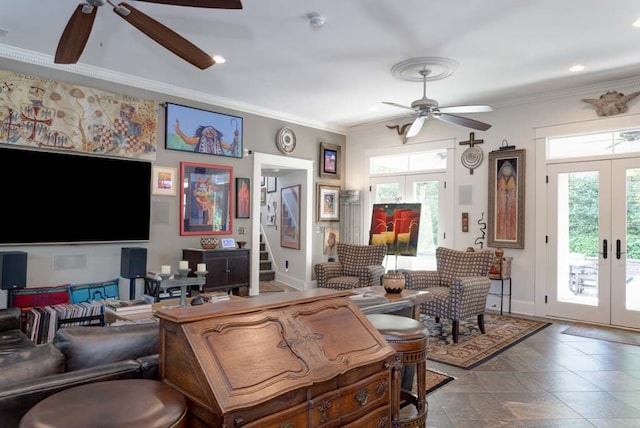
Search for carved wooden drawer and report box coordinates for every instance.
[308,371,390,426]
[241,401,308,428]
[336,371,390,422]
[342,404,391,428]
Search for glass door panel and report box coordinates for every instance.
[548,158,640,329]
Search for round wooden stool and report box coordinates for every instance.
[20,379,187,428]
[366,313,429,428]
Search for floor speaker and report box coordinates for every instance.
[120,247,147,279]
[0,251,27,290]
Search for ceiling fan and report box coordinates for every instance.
[384,68,493,138]
[55,0,242,70]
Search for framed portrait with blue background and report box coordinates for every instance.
[165,103,243,159]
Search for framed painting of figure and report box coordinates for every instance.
[165,103,243,159]
[487,149,526,249]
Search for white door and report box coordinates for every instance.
[370,173,449,270]
[546,158,640,328]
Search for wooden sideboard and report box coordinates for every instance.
[182,248,249,294]
[155,289,396,427]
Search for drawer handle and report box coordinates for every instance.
[316,399,332,423]
[374,379,388,396]
[355,389,369,406]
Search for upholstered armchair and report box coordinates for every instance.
[315,242,387,290]
[405,247,493,343]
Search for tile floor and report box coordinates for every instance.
[425,318,640,427]
[263,285,640,426]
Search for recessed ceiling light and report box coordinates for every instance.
[213,55,226,64]
[633,17,640,27]
[569,64,585,72]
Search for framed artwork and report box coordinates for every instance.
[281,185,301,249]
[260,187,267,206]
[487,149,526,249]
[260,176,266,186]
[179,161,233,236]
[317,184,340,222]
[151,166,177,196]
[319,142,341,179]
[323,227,339,257]
[267,176,277,193]
[369,203,421,257]
[235,177,250,218]
[266,198,277,226]
[165,102,243,159]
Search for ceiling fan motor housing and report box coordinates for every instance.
[411,98,439,110]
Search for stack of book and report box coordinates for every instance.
[104,299,152,315]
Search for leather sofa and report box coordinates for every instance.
[0,307,159,427]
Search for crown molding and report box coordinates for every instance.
[0,44,347,135]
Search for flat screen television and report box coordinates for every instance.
[0,146,151,245]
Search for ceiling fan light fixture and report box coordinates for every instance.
[212,55,225,64]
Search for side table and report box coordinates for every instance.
[489,277,512,315]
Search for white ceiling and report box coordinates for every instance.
[2,0,640,134]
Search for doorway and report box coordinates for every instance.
[546,157,640,329]
[251,152,313,296]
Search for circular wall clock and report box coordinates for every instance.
[276,127,296,155]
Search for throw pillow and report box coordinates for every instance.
[11,284,71,308]
[68,278,120,303]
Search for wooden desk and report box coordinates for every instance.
[155,288,395,427]
[350,286,431,320]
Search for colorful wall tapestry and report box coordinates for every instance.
[0,70,158,160]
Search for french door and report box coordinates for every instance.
[370,172,449,270]
[546,157,640,328]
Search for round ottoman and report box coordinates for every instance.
[20,379,187,428]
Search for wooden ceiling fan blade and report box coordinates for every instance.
[439,105,493,114]
[406,116,426,138]
[115,3,215,69]
[382,101,414,111]
[437,113,492,131]
[134,0,242,8]
[55,4,98,64]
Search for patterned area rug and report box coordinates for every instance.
[423,368,455,395]
[258,281,285,292]
[562,323,640,346]
[422,313,550,369]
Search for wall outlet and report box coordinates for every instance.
[238,227,246,235]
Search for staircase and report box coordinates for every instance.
[259,234,275,281]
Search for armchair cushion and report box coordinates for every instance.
[436,247,494,287]
[314,243,387,290]
[339,243,387,276]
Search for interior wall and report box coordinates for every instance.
[0,59,344,307]
[346,86,640,317]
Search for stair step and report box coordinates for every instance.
[260,260,272,270]
[259,270,275,281]
[260,251,269,261]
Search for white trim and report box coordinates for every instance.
[251,152,314,296]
